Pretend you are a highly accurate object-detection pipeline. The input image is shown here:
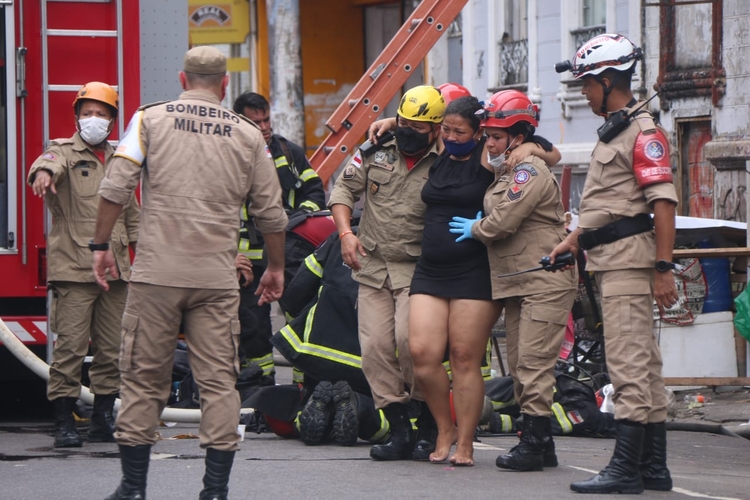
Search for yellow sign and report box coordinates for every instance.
[188,1,250,45]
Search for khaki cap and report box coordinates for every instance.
[183,46,226,75]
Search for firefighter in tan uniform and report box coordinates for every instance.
[91,47,288,500]
[28,82,139,449]
[449,90,577,471]
[329,85,445,461]
[552,34,678,494]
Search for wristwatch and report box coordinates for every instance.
[655,260,675,273]
[88,239,110,252]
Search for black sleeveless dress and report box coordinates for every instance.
[410,139,495,299]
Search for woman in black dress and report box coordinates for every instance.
[408,96,559,465]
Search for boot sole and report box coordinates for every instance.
[570,482,644,494]
[330,381,358,446]
[643,478,673,491]
[298,381,333,445]
[87,432,116,443]
[54,439,83,448]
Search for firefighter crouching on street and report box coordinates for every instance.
[329,85,445,461]
[448,90,577,471]
[550,33,677,494]
[231,91,326,386]
[91,46,288,500]
[27,82,139,449]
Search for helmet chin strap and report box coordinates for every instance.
[597,72,623,116]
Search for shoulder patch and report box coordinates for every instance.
[507,185,524,202]
[343,164,356,180]
[41,153,56,161]
[351,151,363,168]
[512,163,538,176]
[513,169,531,185]
[264,145,273,159]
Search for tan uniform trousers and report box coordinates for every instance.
[357,280,421,409]
[114,282,242,451]
[504,289,575,417]
[47,280,127,400]
[597,269,668,424]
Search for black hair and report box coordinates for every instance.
[444,96,482,133]
[506,121,553,152]
[233,91,270,115]
[599,67,633,92]
[184,72,226,89]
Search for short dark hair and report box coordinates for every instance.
[444,96,482,133]
[184,71,226,88]
[599,68,633,92]
[233,92,270,115]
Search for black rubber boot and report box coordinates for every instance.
[298,381,333,445]
[53,397,83,448]
[88,394,117,443]
[570,419,645,494]
[330,381,359,446]
[370,403,413,461]
[105,444,151,500]
[641,422,672,491]
[495,414,547,471]
[542,431,558,468]
[411,402,437,461]
[199,448,236,500]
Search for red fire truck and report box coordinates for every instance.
[0,0,184,385]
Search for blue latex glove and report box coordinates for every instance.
[449,211,482,242]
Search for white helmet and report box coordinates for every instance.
[570,33,642,79]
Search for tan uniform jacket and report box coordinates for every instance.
[328,141,439,289]
[578,101,678,271]
[99,89,288,289]
[472,155,577,299]
[27,133,139,282]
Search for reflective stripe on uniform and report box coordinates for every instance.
[292,367,305,384]
[278,324,361,369]
[498,413,514,433]
[304,254,323,278]
[299,169,319,182]
[287,190,296,209]
[367,409,390,443]
[552,402,574,434]
[238,248,263,260]
[274,155,289,169]
[244,352,275,376]
[491,398,518,412]
[299,200,321,212]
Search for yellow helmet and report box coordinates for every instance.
[72,82,119,114]
[397,85,445,123]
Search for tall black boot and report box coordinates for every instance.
[370,403,413,461]
[641,422,672,491]
[542,430,558,468]
[411,401,437,461]
[105,444,151,500]
[88,394,117,442]
[495,414,546,471]
[199,448,236,500]
[53,397,82,448]
[570,419,645,494]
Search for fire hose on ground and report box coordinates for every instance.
[0,317,254,424]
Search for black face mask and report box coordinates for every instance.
[395,126,432,155]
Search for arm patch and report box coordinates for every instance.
[633,128,673,188]
[114,110,146,165]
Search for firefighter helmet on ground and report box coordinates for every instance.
[437,83,472,106]
[479,90,539,129]
[397,85,445,123]
[72,82,119,114]
[570,33,642,79]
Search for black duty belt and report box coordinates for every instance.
[578,213,653,250]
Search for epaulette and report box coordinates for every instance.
[137,100,170,111]
[632,109,656,134]
[49,137,75,146]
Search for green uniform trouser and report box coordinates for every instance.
[48,280,127,400]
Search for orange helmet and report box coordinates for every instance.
[478,90,539,129]
[437,83,471,106]
[72,82,119,114]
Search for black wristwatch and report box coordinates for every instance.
[655,260,675,273]
[88,239,110,252]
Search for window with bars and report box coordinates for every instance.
[497,0,528,87]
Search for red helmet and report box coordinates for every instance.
[437,82,471,105]
[478,90,539,129]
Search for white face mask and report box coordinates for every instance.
[487,137,518,171]
[78,116,112,145]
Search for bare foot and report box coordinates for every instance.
[449,443,474,466]
[429,427,458,463]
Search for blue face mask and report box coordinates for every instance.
[443,138,478,157]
